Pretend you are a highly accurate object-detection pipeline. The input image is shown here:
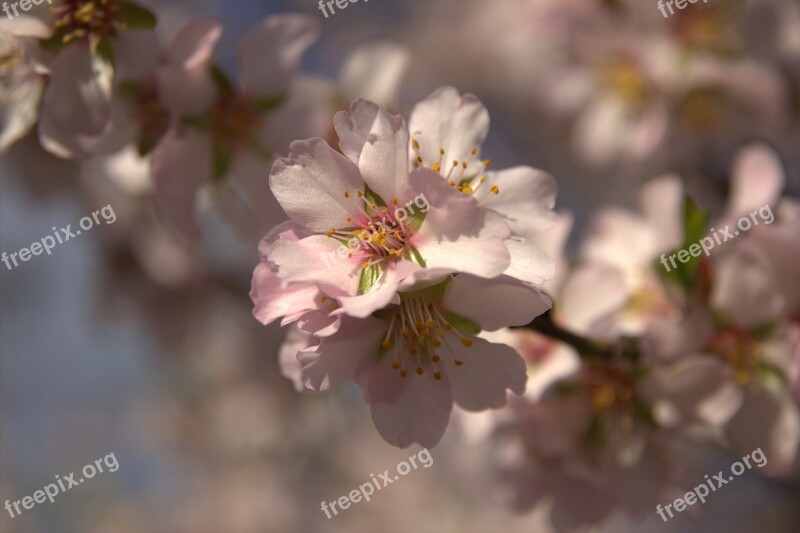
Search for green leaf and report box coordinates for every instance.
[410,276,452,301]
[209,65,235,96]
[212,144,232,182]
[655,194,709,290]
[96,38,115,69]
[255,94,286,113]
[358,263,385,295]
[443,311,481,336]
[40,28,70,51]
[119,2,158,29]
[407,246,426,268]
[630,398,658,429]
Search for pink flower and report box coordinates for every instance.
[9,1,162,158]
[296,273,551,448]
[0,32,45,152]
[151,13,329,238]
[267,102,526,318]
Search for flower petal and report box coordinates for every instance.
[443,275,551,331]
[370,369,453,448]
[270,139,365,232]
[237,13,319,97]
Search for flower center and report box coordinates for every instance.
[601,59,650,111]
[410,140,500,197]
[119,80,169,155]
[326,190,418,269]
[210,94,266,150]
[379,295,474,380]
[52,0,125,48]
[708,328,762,388]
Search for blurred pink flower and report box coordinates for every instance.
[151,13,329,238]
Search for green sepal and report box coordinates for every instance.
[358,262,385,295]
[119,1,158,29]
[443,310,481,336]
[212,143,232,182]
[255,94,286,113]
[209,64,235,96]
[654,194,709,290]
[96,38,115,69]
[407,246,426,268]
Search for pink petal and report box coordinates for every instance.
[333,99,381,165]
[270,139,365,233]
[370,369,454,448]
[237,13,319,98]
[408,86,489,173]
[442,334,527,411]
[299,316,385,391]
[443,275,551,331]
[150,129,211,237]
[339,42,410,106]
[356,106,414,205]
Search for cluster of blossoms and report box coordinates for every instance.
[484,143,800,530]
[251,87,559,448]
[2,1,798,530]
[1,3,410,241]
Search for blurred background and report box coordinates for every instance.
[1,0,799,531]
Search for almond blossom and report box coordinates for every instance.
[265,99,554,318]
[6,1,162,158]
[150,13,330,238]
[297,273,551,448]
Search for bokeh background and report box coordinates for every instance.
[1,0,799,532]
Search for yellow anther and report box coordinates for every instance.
[454,359,464,366]
[326,228,336,237]
[432,163,441,172]
[461,337,473,347]
[416,367,424,375]
[392,361,400,369]
[459,184,474,194]
[417,156,423,163]
[491,185,500,195]
[442,323,452,330]
[412,139,420,150]
[432,354,441,363]
[392,198,398,205]
[430,339,441,348]
[483,159,491,167]
[345,216,351,222]
[382,339,391,349]
[452,160,459,167]
[357,190,363,197]
[400,369,408,377]
[462,161,467,169]
[479,177,487,183]
[344,191,350,198]
[410,348,418,355]
[470,148,478,155]
[439,147,445,155]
